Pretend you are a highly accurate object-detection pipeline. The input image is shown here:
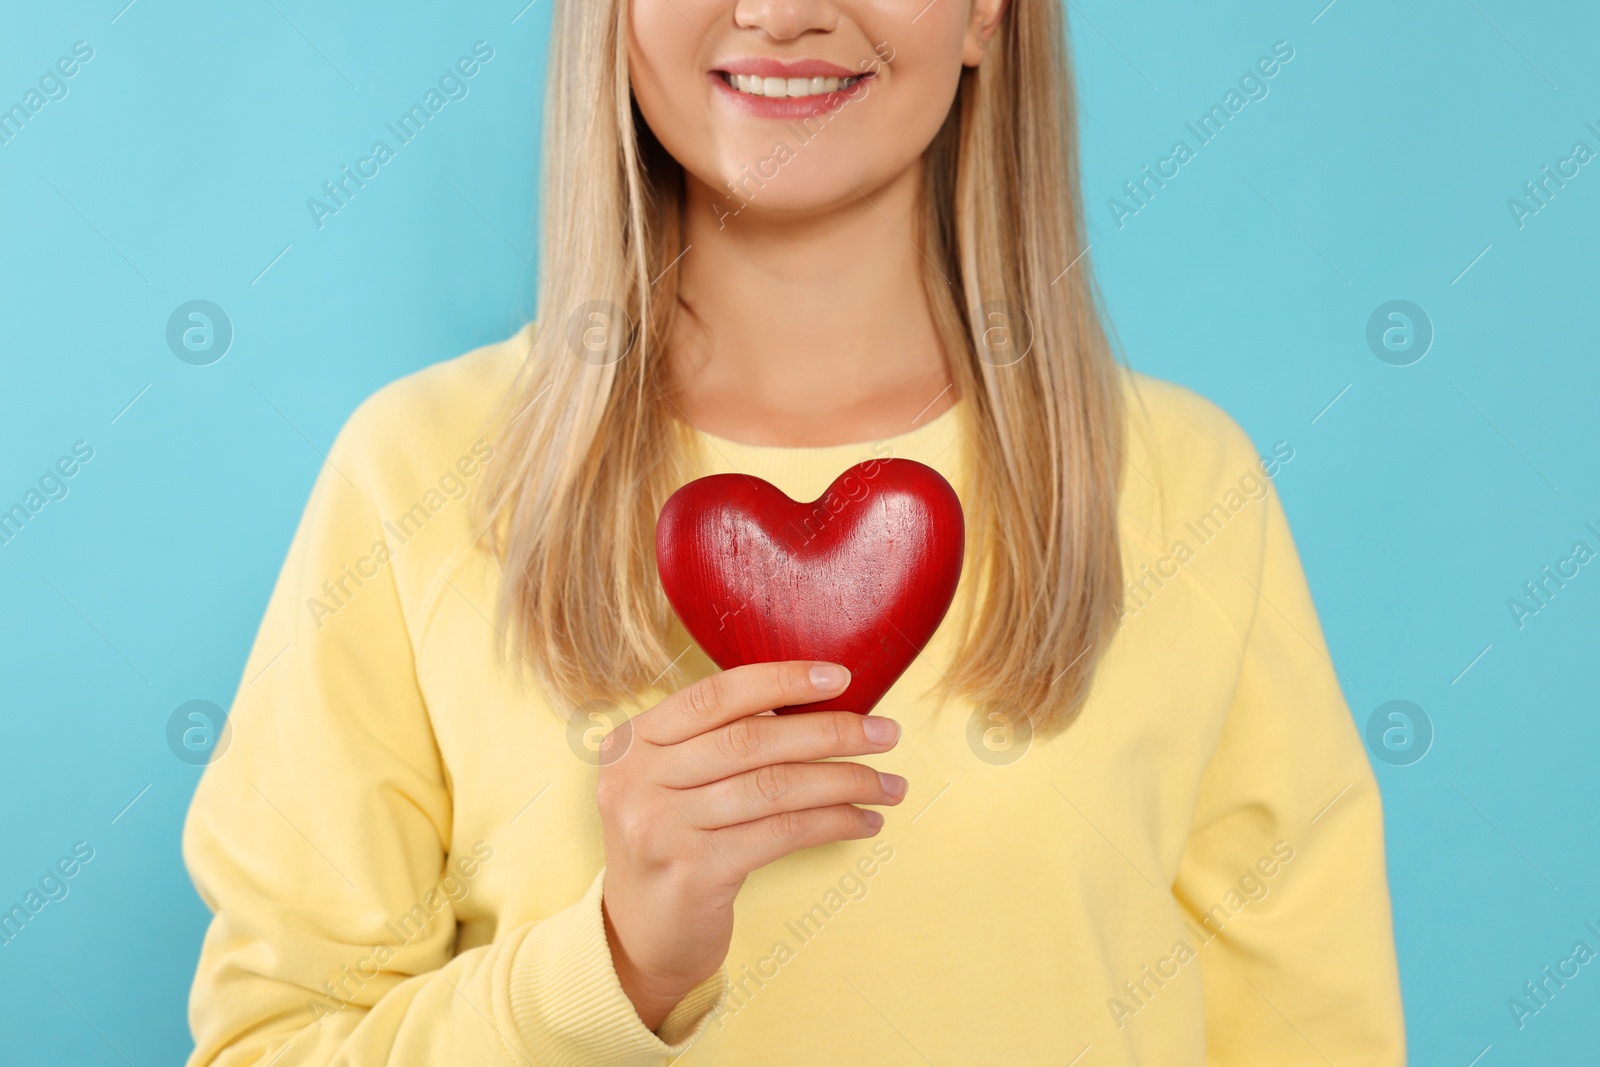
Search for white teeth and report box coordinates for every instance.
[724,72,859,98]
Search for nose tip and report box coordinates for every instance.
[731,0,841,40]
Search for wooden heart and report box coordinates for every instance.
[655,458,964,715]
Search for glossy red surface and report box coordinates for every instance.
[655,458,965,715]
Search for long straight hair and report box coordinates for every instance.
[477,0,1125,733]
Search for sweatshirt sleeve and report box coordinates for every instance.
[181,397,727,1067]
[1170,481,1407,1065]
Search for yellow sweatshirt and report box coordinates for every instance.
[183,326,1406,1066]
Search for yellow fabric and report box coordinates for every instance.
[183,326,1406,1065]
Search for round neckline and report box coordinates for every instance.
[689,395,967,456]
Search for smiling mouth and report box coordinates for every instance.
[717,71,870,99]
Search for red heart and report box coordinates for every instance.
[655,458,965,715]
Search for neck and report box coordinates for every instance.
[666,161,955,447]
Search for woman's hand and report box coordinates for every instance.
[595,660,906,1031]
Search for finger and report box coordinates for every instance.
[674,762,908,829]
[661,711,900,788]
[711,804,884,874]
[634,660,851,746]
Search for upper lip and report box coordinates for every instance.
[713,57,868,80]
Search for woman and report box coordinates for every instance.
[183,0,1406,1063]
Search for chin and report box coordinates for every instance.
[705,146,900,217]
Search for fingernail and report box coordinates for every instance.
[879,772,907,798]
[862,716,899,745]
[864,809,884,830]
[810,664,849,690]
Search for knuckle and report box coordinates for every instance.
[823,806,860,841]
[752,763,788,803]
[686,673,725,720]
[618,812,655,856]
[720,717,762,760]
[775,661,806,700]
[852,763,881,795]
[593,772,624,814]
[824,713,852,749]
[770,809,807,843]
[597,722,632,764]
[843,805,873,834]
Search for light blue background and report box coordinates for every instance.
[1,0,1596,1062]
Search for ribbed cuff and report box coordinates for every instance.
[508,867,728,1067]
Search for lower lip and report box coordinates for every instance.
[709,72,874,120]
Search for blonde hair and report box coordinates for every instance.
[477,0,1124,734]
